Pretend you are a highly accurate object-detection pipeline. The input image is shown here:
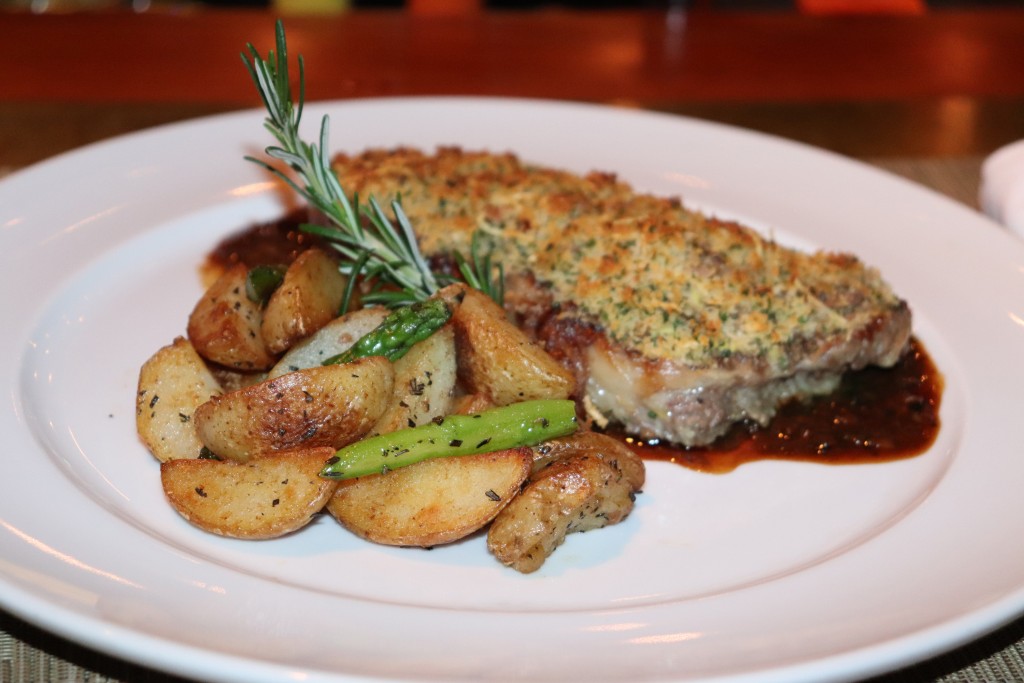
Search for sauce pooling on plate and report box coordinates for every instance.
[613,338,942,473]
[205,209,326,279]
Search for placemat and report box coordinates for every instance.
[3,154,1018,683]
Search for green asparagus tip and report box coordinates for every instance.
[322,299,451,366]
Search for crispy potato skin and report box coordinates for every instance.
[136,337,223,462]
[453,287,574,406]
[532,431,645,490]
[146,229,642,564]
[193,356,394,462]
[487,431,644,573]
[261,248,349,355]
[187,263,276,371]
[161,447,338,539]
[326,448,533,547]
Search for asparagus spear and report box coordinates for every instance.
[245,264,287,306]
[322,299,452,365]
[320,399,578,480]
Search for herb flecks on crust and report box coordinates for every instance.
[332,147,905,369]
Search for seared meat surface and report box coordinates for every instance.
[332,147,912,446]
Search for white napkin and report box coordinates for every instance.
[980,139,1024,238]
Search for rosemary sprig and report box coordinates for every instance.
[454,231,505,307]
[241,20,440,307]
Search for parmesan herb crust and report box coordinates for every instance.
[333,147,904,370]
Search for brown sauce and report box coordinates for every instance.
[208,212,943,475]
[204,208,325,277]
[614,338,942,473]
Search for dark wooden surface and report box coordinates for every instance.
[4,8,1024,105]
[2,7,1024,164]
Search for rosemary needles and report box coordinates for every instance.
[241,20,503,309]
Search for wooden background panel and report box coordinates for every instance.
[2,9,1023,105]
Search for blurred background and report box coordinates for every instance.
[3,0,1022,188]
[1,0,1022,13]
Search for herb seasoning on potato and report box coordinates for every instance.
[136,21,643,573]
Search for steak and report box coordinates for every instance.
[332,147,912,446]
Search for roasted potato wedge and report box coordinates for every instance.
[326,448,533,547]
[267,307,389,379]
[261,248,349,355]
[532,431,646,490]
[487,431,645,573]
[187,263,276,371]
[136,337,223,462]
[371,325,456,434]
[453,287,574,406]
[194,356,394,462]
[161,447,338,539]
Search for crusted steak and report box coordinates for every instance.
[332,147,912,446]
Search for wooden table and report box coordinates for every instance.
[4,6,1024,164]
[3,6,1024,682]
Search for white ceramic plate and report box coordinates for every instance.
[3,97,1023,683]
[980,138,1024,238]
